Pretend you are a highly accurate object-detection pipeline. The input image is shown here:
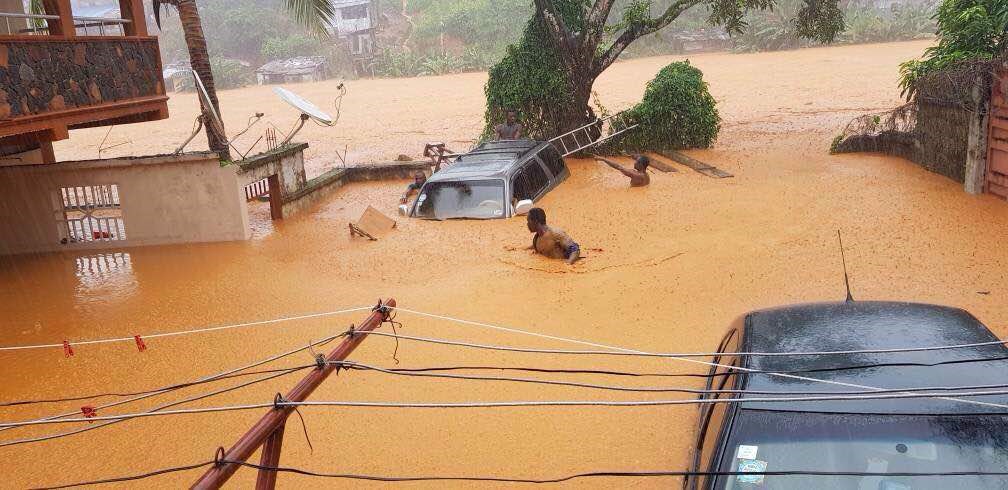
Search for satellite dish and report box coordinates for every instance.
[272,86,345,145]
[274,86,334,126]
[191,69,226,139]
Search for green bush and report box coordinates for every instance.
[616,61,720,151]
[898,0,1008,98]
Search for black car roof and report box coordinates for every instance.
[427,140,550,181]
[740,301,1008,414]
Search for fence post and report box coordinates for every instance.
[965,79,990,194]
[192,298,395,489]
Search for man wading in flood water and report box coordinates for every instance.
[526,207,580,265]
[594,154,651,187]
[495,110,524,140]
[400,171,426,204]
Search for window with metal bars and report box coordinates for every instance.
[53,184,126,244]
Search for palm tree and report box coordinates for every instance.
[152,0,230,160]
[151,0,336,160]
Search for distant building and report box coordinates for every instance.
[329,0,379,75]
[255,56,330,85]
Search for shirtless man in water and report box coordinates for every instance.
[526,207,580,265]
[495,110,524,140]
[594,154,650,187]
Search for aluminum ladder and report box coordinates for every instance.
[548,110,638,157]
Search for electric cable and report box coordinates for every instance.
[0,305,372,352]
[0,333,346,437]
[8,389,1008,428]
[335,360,1008,396]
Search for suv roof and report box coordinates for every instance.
[741,301,1008,414]
[428,140,551,181]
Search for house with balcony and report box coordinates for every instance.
[329,0,379,75]
[0,0,258,255]
[0,0,166,165]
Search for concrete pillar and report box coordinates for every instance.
[965,79,990,195]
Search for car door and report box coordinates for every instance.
[686,327,742,490]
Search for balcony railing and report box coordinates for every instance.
[0,12,135,37]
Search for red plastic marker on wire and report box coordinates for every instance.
[134,335,147,352]
[81,406,97,422]
[63,341,74,358]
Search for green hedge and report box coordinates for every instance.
[617,61,720,151]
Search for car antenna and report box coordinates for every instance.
[837,229,854,303]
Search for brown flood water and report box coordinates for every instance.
[3,40,1008,488]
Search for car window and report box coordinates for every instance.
[512,167,532,202]
[539,146,566,178]
[413,180,505,220]
[717,411,1008,489]
[512,161,550,202]
[526,160,550,197]
[688,328,741,490]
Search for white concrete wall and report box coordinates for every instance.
[0,152,250,255]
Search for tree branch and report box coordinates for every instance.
[593,0,701,73]
[586,0,618,47]
[533,0,573,51]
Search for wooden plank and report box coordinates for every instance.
[657,150,733,178]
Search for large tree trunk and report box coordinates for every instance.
[176,0,230,160]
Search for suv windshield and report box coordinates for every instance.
[413,180,505,220]
[716,410,1008,489]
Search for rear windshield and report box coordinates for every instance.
[714,410,1008,489]
[413,180,505,220]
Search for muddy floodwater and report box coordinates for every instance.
[4,40,1008,488]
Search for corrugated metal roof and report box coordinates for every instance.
[256,56,327,75]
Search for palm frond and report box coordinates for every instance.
[283,0,336,38]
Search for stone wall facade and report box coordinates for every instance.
[0,38,164,120]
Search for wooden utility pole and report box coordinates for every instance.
[192,298,395,489]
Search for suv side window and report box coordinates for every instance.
[526,160,550,198]
[512,167,532,201]
[539,146,566,178]
[512,161,550,202]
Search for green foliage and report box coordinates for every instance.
[410,0,530,61]
[261,36,326,60]
[733,0,936,53]
[899,0,1008,98]
[481,0,589,140]
[616,61,720,151]
[156,0,315,65]
[175,57,255,91]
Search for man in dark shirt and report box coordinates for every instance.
[495,110,524,140]
[400,171,427,204]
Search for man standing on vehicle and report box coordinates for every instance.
[526,207,580,265]
[594,154,651,187]
[495,110,524,140]
[400,171,427,204]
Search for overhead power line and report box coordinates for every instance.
[335,360,1008,396]
[33,459,1008,489]
[388,306,1008,358]
[0,333,346,437]
[7,389,1008,429]
[0,306,372,352]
